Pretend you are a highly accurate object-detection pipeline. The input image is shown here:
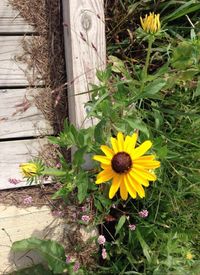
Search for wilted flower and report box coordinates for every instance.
[81,206,87,212]
[19,163,38,178]
[8,178,22,185]
[102,248,107,259]
[128,224,136,231]
[98,235,106,245]
[23,196,33,205]
[139,209,149,218]
[140,12,161,34]
[73,262,80,272]
[81,215,90,223]
[93,132,160,200]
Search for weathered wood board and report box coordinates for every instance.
[0,88,53,139]
[0,36,40,87]
[0,0,34,33]
[62,0,106,128]
[0,139,49,190]
[0,205,67,274]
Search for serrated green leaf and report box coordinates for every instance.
[139,79,166,99]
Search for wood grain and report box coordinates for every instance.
[0,88,53,139]
[0,0,34,33]
[0,36,41,87]
[62,0,106,128]
[0,139,49,190]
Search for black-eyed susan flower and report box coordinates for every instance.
[93,132,160,200]
[140,12,161,34]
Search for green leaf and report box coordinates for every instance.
[163,1,200,22]
[139,79,166,99]
[73,146,87,167]
[11,238,66,274]
[136,229,151,262]
[124,118,150,138]
[94,119,106,144]
[194,79,200,97]
[115,215,126,236]
[109,55,126,73]
[12,264,53,275]
[76,173,89,203]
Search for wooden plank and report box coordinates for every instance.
[0,139,49,190]
[62,0,106,128]
[0,36,40,87]
[0,204,97,273]
[0,88,53,139]
[0,205,66,273]
[0,0,34,33]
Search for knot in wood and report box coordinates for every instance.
[81,12,92,31]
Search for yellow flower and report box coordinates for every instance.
[186,252,193,260]
[19,163,38,178]
[140,12,161,34]
[93,132,160,200]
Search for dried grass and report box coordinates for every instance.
[9,0,67,132]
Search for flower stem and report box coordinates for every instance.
[140,36,154,92]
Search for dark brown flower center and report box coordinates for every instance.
[111,152,132,174]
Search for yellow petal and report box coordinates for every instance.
[134,159,160,169]
[109,175,121,199]
[101,163,110,170]
[117,132,124,151]
[125,132,138,154]
[110,137,119,153]
[135,155,155,161]
[120,178,128,200]
[132,166,157,181]
[124,174,137,199]
[130,168,149,187]
[100,145,114,159]
[96,169,114,184]
[131,140,152,160]
[128,173,145,198]
[93,155,111,165]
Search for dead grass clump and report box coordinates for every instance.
[9,0,67,132]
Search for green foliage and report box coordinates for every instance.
[15,1,200,274]
[11,238,67,274]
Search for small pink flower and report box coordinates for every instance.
[128,224,136,231]
[139,209,149,218]
[97,235,106,245]
[81,215,90,223]
[8,178,22,185]
[56,162,61,168]
[23,196,33,205]
[65,255,71,264]
[81,206,87,212]
[73,262,80,272]
[102,248,107,259]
